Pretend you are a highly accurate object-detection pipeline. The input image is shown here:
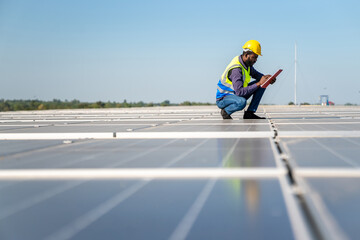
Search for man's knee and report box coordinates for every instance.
[234,98,246,111]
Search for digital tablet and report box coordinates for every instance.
[260,69,283,88]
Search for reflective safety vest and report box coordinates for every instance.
[216,56,251,99]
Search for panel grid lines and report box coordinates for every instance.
[2,105,360,240]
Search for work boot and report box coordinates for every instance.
[221,109,233,119]
[243,111,265,119]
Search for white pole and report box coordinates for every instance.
[294,43,297,105]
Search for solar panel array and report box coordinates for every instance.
[1,105,360,240]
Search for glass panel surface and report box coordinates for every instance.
[0,179,293,240]
[280,138,360,167]
[304,178,360,239]
[0,139,276,169]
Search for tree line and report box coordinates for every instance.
[0,99,213,111]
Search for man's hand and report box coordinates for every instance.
[257,75,271,87]
[271,77,276,85]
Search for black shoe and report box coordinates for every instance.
[221,109,233,119]
[243,111,265,119]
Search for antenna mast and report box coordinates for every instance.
[294,43,297,105]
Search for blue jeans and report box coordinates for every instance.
[216,82,266,115]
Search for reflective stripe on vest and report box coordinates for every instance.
[216,56,251,99]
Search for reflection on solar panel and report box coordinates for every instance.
[1,105,360,240]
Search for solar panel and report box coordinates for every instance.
[1,106,359,239]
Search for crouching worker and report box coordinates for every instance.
[216,40,276,119]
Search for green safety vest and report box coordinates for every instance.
[216,56,251,99]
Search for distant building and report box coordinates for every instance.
[319,95,334,106]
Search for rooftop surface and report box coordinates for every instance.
[1,105,360,240]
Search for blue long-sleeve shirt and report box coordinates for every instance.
[228,56,263,98]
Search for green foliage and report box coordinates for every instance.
[288,101,294,105]
[160,100,170,106]
[180,101,211,106]
[345,103,358,106]
[0,99,215,112]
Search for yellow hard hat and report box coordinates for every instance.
[242,40,262,56]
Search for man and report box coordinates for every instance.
[216,40,276,119]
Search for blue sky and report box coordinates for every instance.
[1,0,360,104]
